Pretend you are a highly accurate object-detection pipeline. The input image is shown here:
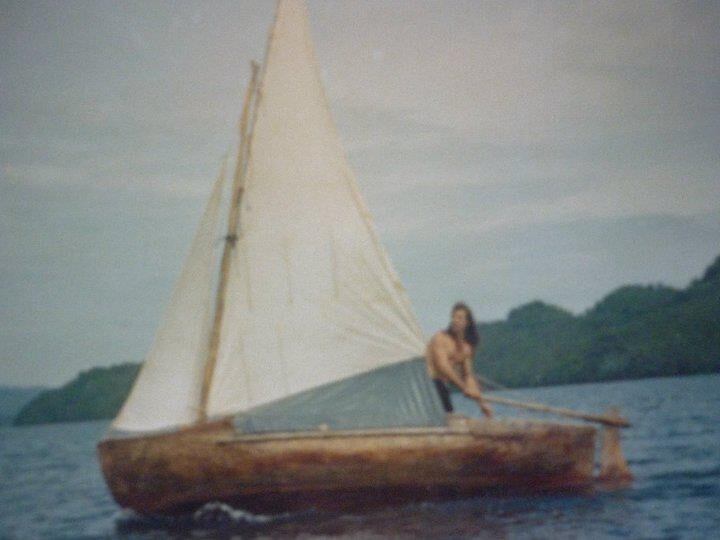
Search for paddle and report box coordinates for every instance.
[478,394,631,428]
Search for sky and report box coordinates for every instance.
[1,0,719,387]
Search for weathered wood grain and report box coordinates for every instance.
[97,417,597,514]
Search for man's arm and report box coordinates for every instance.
[462,347,493,418]
[462,349,475,384]
[459,346,482,398]
[463,359,486,401]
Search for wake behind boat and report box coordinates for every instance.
[97,0,631,515]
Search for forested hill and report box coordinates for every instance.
[12,254,720,426]
[13,363,139,426]
[0,386,45,425]
[476,254,720,388]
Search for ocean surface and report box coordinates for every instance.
[1,374,718,539]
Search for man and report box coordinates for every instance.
[426,302,493,418]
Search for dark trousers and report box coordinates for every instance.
[433,379,453,413]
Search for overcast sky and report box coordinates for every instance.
[1,0,719,387]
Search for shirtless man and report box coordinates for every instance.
[426,302,493,418]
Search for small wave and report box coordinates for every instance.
[193,501,290,525]
[627,457,658,466]
[114,502,303,535]
[649,465,720,483]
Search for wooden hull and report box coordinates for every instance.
[97,418,597,515]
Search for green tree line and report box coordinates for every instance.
[476,254,720,387]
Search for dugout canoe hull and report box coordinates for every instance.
[97,417,597,515]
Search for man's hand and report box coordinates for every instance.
[478,399,494,419]
[464,376,482,398]
[465,376,493,418]
[463,385,482,400]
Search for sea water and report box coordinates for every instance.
[1,374,718,539]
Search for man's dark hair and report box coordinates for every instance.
[446,301,480,348]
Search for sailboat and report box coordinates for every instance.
[97,0,631,515]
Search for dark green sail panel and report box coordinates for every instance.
[233,357,446,433]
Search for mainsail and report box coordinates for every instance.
[207,0,426,416]
[113,0,442,433]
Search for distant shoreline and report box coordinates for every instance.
[10,253,719,426]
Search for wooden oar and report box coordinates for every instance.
[475,374,507,391]
[479,395,631,428]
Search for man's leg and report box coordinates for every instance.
[433,379,453,412]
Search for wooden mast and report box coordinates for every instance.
[199,61,260,421]
[198,0,287,422]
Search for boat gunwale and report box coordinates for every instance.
[99,417,597,447]
[219,418,596,444]
[217,425,466,444]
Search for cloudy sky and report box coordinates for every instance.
[1,0,719,387]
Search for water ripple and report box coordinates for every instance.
[1,374,719,538]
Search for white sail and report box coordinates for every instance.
[207,0,426,416]
[113,168,226,432]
